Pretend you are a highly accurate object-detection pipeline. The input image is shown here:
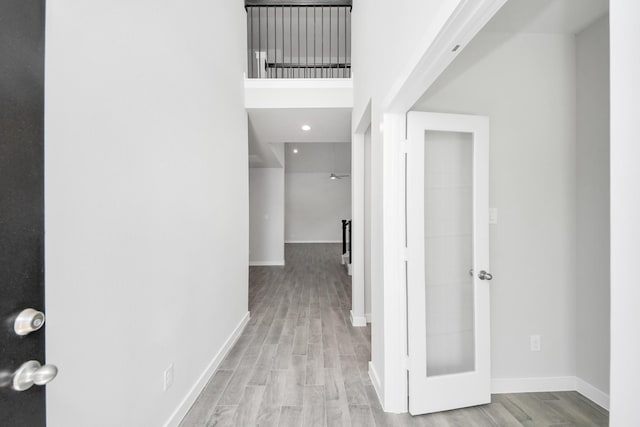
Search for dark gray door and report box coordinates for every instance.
[0,1,47,425]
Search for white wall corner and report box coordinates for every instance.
[163,312,250,427]
[350,310,367,327]
[575,377,610,411]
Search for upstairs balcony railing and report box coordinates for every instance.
[245,0,352,79]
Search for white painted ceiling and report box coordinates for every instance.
[483,0,608,34]
[248,108,351,168]
[285,142,351,173]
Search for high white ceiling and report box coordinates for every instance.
[248,108,351,168]
[285,142,351,173]
[483,0,608,34]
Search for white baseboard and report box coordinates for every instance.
[249,260,285,266]
[492,376,609,410]
[576,377,610,410]
[285,240,342,244]
[369,361,384,411]
[365,313,371,323]
[163,312,250,427]
[491,376,575,394]
[350,310,367,327]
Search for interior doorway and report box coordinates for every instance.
[404,0,611,415]
[406,112,491,414]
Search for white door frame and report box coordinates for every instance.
[376,0,508,413]
[350,100,371,327]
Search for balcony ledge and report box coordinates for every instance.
[244,76,353,109]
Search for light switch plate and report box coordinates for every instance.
[489,208,498,224]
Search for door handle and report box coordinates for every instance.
[14,308,45,336]
[12,360,58,391]
[478,270,493,281]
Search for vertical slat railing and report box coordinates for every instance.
[246,3,351,79]
[344,6,348,77]
[258,7,261,78]
[329,6,332,78]
[348,220,352,264]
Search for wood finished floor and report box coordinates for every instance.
[180,243,609,427]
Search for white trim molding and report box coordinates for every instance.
[350,101,369,341]
[492,376,610,410]
[380,112,409,413]
[350,310,367,327]
[249,261,285,266]
[367,374,610,414]
[491,376,576,394]
[576,377,610,410]
[369,362,385,411]
[164,312,250,427]
[384,0,508,114]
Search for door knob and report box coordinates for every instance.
[478,270,493,281]
[14,308,45,336]
[12,361,58,391]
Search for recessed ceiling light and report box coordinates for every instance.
[293,148,299,154]
[301,124,311,131]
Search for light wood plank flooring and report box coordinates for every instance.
[180,243,609,427]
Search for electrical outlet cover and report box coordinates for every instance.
[530,335,541,352]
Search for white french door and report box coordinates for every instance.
[406,111,491,415]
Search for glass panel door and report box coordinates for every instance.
[424,130,475,377]
[406,112,491,415]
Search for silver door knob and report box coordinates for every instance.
[12,361,58,391]
[14,308,45,336]
[478,270,493,281]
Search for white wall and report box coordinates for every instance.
[250,168,285,265]
[285,173,351,242]
[609,1,640,425]
[576,15,610,398]
[44,1,248,426]
[415,32,578,382]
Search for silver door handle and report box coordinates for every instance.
[12,361,58,391]
[14,308,45,336]
[478,270,493,281]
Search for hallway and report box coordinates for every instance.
[180,244,609,427]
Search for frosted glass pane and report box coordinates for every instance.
[424,130,475,377]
